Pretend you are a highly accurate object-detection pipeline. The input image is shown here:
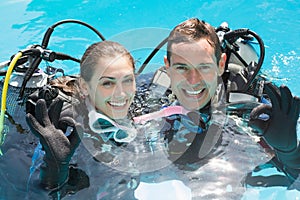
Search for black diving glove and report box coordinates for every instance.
[249,82,300,169]
[26,99,83,189]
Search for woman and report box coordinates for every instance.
[79,40,136,120]
[25,41,139,199]
[78,40,137,145]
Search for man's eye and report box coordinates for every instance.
[173,65,189,72]
[101,81,115,87]
[197,65,213,72]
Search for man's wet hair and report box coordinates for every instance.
[166,18,222,64]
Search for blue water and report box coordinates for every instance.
[1,1,300,199]
[1,0,299,94]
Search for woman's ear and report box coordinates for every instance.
[79,77,89,97]
[218,53,227,75]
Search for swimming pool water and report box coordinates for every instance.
[1,0,299,93]
[1,0,300,199]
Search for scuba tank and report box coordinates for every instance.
[215,22,265,102]
[0,19,106,154]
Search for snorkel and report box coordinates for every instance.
[133,105,189,124]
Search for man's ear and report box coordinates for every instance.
[164,56,170,69]
[218,53,227,75]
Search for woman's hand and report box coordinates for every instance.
[26,98,83,189]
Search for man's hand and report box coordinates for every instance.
[249,82,300,153]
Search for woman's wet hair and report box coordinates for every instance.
[80,40,135,82]
[167,18,222,63]
[48,75,81,96]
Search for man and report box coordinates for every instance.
[162,18,228,163]
[161,17,300,197]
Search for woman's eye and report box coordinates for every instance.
[123,78,134,84]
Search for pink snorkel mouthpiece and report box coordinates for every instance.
[133,106,189,124]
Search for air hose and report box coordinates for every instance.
[19,19,106,98]
[137,37,168,75]
[0,51,23,155]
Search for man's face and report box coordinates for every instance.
[165,39,225,111]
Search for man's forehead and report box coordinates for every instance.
[170,40,216,65]
[171,39,213,51]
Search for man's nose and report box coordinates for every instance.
[187,68,202,85]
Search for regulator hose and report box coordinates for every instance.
[42,19,105,49]
[19,19,106,98]
[0,51,23,155]
[137,37,168,75]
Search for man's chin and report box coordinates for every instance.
[178,96,209,111]
[179,101,204,111]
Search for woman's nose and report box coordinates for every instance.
[113,83,126,97]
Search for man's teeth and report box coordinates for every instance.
[185,88,204,95]
[109,101,126,107]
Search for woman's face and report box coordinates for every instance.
[82,55,136,119]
